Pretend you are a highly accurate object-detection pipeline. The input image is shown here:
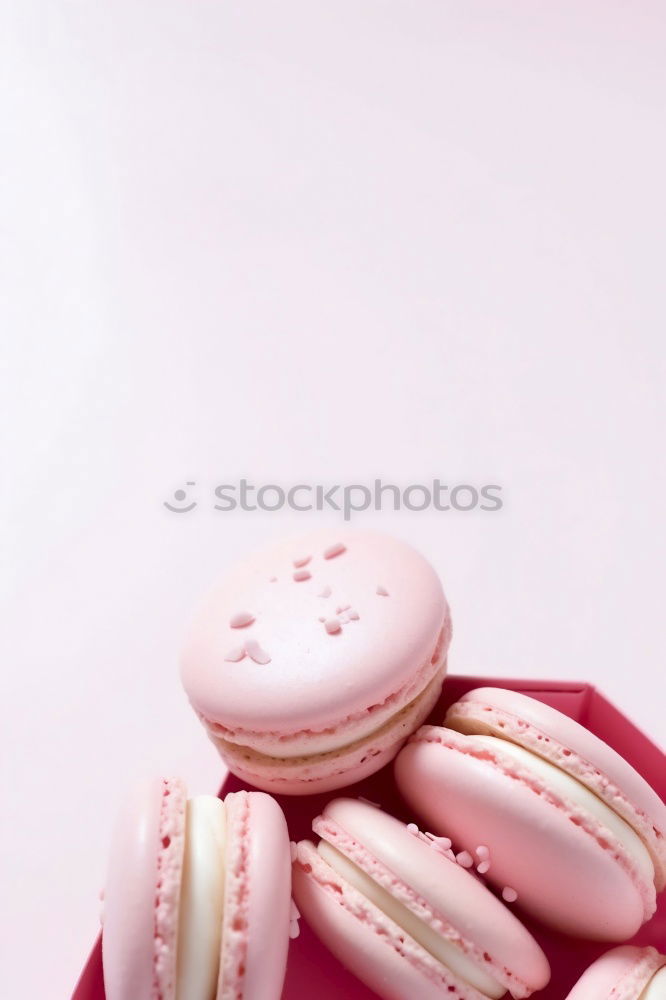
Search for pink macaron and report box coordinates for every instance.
[292,797,550,999]
[101,777,292,1000]
[181,530,451,794]
[566,945,666,999]
[395,686,666,940]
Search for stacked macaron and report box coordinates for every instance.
[101,778,291,1000]
[181,530,451,794]
[395,687,666,940]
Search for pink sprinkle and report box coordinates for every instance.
[318,616,326,623]
[324,542,346,559]
[290,841,298,863]
[477,860,491,875]
[407,825,433,847]
[456,851,474,869]
[269,576,277,583]
[224,646,246,662]
[289,899,301,939]
[293,555,311,568]
[244,639,271,664]
[293,569,311,582]
[502,887,518,903]
[475,845,490,859]
[425,832,452,850]
[295,842,308,864]
[376,585,389,596]
[317,585,332,598]
[336,604,351,614]
[229,610,255,628]
[348,609,360,620]
[325,618,341,634]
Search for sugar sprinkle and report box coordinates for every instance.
[224,646,246,662]
[324,542,346,559]
[289,899,301,939]
[244,639,271,664]
[229,610,255,628]
[425,832,452,850]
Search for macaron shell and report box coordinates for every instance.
[181,530,448,736]
[395,730,650,939]
[102,778,163,1000]
[292,841,489,1000]
[209,661,445,795]
[102,777,187,1000]
[565,946,666,1000]
[445,687,666,889]
[199,624,447,762]
[218,791,291,1000]
[315,798,550,997]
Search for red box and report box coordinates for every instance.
[73,676,666,999]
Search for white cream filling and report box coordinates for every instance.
[641,967,666,1000]
[176,795,227,1000]
[317,841,504,999]
[471,736,655,886]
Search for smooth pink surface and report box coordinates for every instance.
[445,687,666,888]
[181,529,448,733]
[565,946,666,1000]
[300,797,549,996]
[395,729,652,939]
[101,778,165,1000]
[74,677,666,1000]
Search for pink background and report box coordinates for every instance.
[2,3,665,998]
